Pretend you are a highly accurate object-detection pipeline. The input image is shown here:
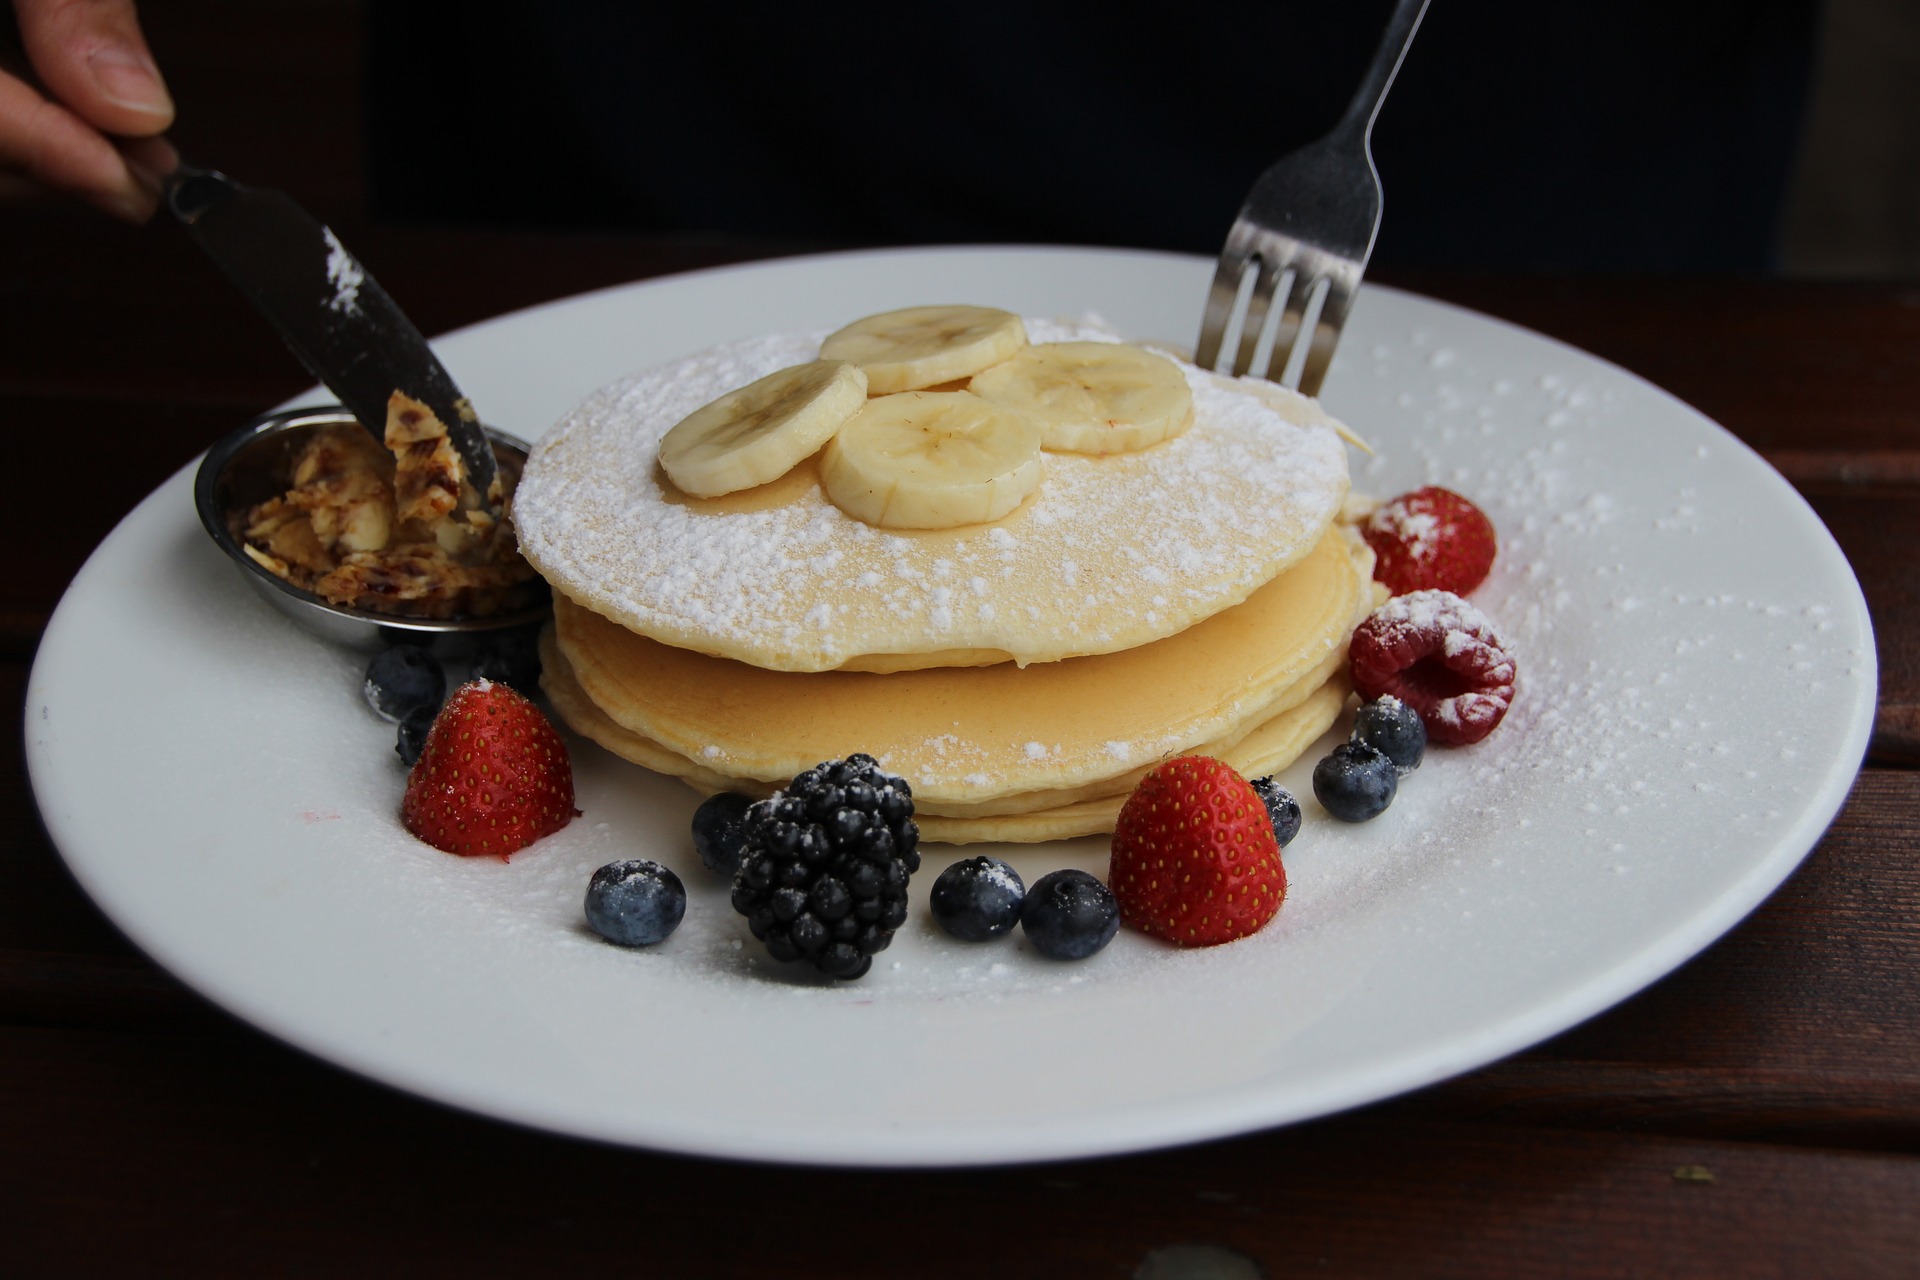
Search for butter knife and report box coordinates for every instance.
[164,163,500,504]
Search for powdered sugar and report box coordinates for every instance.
[1323,322,1871,924]
[1368,504,1440,559]
[511,314,1869,1006]
[322,227,364,316]
[1368,588,1504,644]
[515,317,1350,670]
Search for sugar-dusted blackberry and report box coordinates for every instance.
[729,753,919,979]
[1247,777,1303,848]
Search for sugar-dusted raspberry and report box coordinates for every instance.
[1361,486,1497,596]
[1349,590,1516,746]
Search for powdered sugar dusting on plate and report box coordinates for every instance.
[1302,324,1873,931]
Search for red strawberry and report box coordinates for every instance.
[1349,589,1516,745]
[402,679,576,857]
[1107,756,1286,947]
[1362,486,1497,596]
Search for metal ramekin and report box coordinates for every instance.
[194,406,549,651]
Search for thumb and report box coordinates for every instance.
[15,0,173,136]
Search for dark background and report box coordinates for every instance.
[364,0,1819,272]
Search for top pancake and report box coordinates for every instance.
[514,318,1351,672]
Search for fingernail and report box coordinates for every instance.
[88,46,174,117]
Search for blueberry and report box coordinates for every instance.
[1248,777,1303,847]
[1351,695,1426,775]
[1019,869,1119,960]
[930,856,1026,942]
[469,628,541,694]
[363,645,444,722]
[395,704,437,767]
[1312,742,1398,822]
[691,792,756,875]
[584,860,687,947]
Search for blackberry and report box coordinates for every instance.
[729,754,919,980]
[1312,742,1398,822]
[1248,777,1303,847]
[1351,695,1426,775]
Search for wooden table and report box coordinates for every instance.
[3,206,1916,1276]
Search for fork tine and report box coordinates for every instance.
[1262,262,1320,385]
[1231,253,1284,378]
[1193,247,1252,372]
[1296,273,1356,398]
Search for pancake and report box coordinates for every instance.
[913,680,1350,844]
[514,318,1351,673]
[539,631,1350,843]
[547,527,1375,805]
[542,625,1345,815]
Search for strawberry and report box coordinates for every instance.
[402,679,576,858]
[1361,486,1497,597]
[1349,589,1516,746]
[1107,756,1286,947]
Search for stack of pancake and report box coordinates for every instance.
[514,314,1379,843]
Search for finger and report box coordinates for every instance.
[119,129,176,185]
[0,66,161,220]
[15,0,173,137]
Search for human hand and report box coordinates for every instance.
[1,0,176,221]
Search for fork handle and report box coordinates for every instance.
[1334,0,1430,145]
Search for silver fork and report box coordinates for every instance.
[1194,0,1429,396]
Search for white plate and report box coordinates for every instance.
[26,248,1875,1166]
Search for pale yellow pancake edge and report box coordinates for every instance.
[551,528,1373,801]
[541,637,1351,844]
[540,632,1353,841]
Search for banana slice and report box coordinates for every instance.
[657,360,867,497]
[819,305,1027,394]
[821,391,1043,530]
[968,341,1194,454]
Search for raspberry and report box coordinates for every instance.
[1361,486,1497,596]
[1349,590,1516,746]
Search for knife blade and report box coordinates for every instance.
[165,164,500,503]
